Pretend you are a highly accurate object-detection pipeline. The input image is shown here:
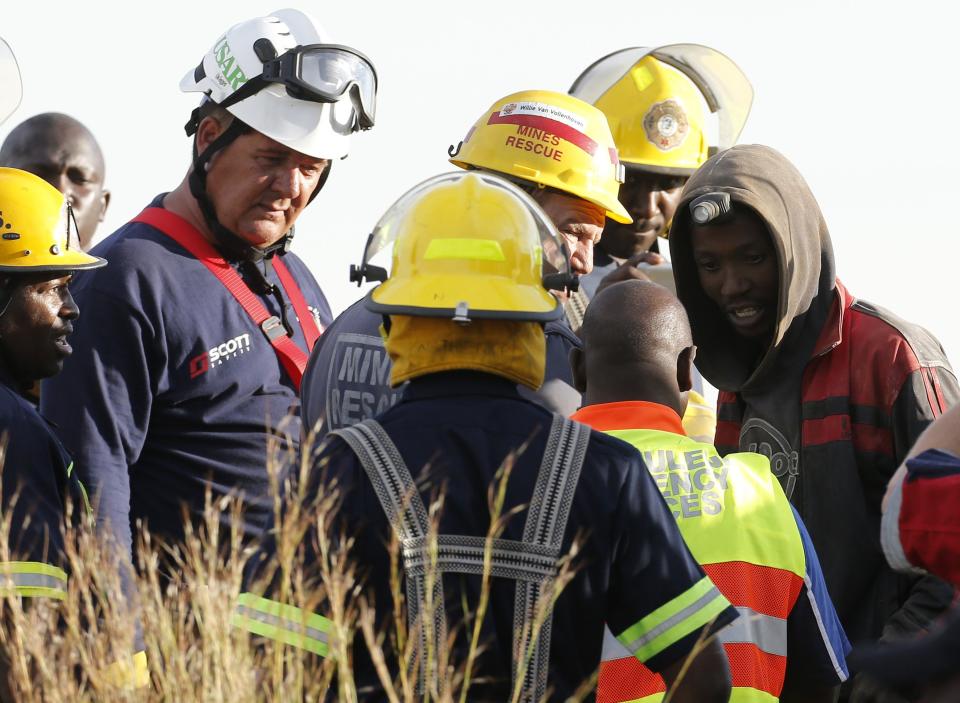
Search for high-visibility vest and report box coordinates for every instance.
[597,429,806,703]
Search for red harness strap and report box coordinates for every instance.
[132,207,322,390]
[273,254,322,350]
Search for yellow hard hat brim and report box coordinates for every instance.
[366,275,562,323]
[604,198,632,224]
[0,249,106,274]
[622,159,698,178]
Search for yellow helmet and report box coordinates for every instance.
[449,89,632,224]
[570,45,753,175]
[0,168,105,273]
[354,171,573,323]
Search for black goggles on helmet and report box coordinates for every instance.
[218,43,377,130]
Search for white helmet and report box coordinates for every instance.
[0,37,22,125]
[180,8,377,160]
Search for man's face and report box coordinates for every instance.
[203,128,330,249]
[689,209,779,342]
[0,272,79,383]
[5,132,108,251]
[601,170,686,258]
[531,189,605,276]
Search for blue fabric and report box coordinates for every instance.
[905,448,960,480]
[300,298,584,434]
[255,370,733,701]
[0,374,85,565]
[41,196,332,565]
[786,505,851,687]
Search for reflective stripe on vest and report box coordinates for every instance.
[332,414,590,701]
[597,429,805,703]
[0,561,68,600]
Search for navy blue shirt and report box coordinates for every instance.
[261,371,734,700]
[0,373,86,566]
[42,197,332,563]
[301,298,584,434]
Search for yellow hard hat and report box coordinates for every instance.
[571,45,753,176]
[449,90,632,224]
[355,171,572,323]
[0,168,105,273]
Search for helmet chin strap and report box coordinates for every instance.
[185,110,332,266]
[185,109,332,336]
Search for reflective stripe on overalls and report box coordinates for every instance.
[332,414,590,701]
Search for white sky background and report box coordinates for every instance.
[4,1,959,367]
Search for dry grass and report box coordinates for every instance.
[0,428,718,701]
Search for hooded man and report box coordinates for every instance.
[236,172,735,701]
[42,10,376,568]
[668,144,959,701]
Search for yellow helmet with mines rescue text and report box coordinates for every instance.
[353,171,574,323]
[0,168,105,273]
[449,90,632,224]
[570,45,753,176]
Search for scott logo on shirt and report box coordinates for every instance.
[188,333,252,379]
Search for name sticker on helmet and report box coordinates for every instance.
[213,37,247,91]
[489,102,598,156]
[498,102,587,131]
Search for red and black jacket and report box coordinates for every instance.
[716,281,959,645]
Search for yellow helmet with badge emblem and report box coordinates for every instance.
[449,89,632,224]
[356,171,574,322]
[570,45,753,176]
[0,167,105,273]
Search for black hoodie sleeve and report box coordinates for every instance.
[881,366,960,641]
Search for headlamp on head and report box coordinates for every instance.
[689,192,731,225]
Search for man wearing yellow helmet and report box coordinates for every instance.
[301,89,630,433]
[570,45,753,298]
[569,45,754,443]
[238,172,734,700]
[0,168,106,697]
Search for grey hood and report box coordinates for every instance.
[669,144,837,392]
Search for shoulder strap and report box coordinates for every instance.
[330,420,447,694]
[513,414,591,702]
[273,256,323,350]
[132,207,317,390]
[333,415,591,702]
[330,420,429,540]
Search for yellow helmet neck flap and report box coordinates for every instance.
[385,316,546,390]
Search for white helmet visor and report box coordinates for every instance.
[0,38,22,125]
[224,43,377,130]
